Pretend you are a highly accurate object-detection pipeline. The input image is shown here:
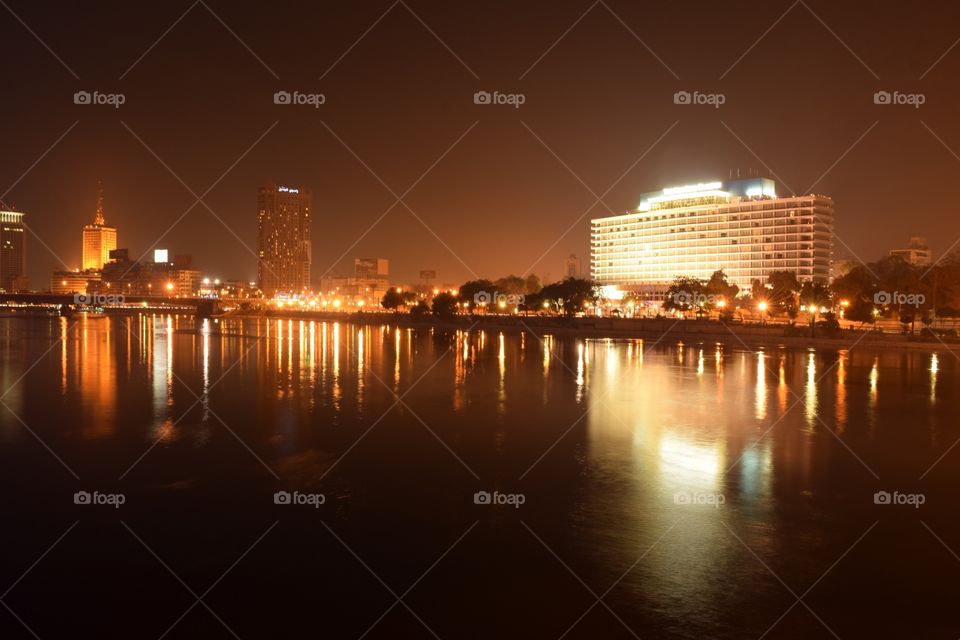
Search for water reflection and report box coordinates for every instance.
[930,353,939,402]
[35,316,953,464]
[754,352,766,421]
[5,314,959,638]
[805,351,817,429]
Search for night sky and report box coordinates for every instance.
[3,0,960,287]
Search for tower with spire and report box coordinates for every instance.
[94,180,105,226]
[82,180,117,271]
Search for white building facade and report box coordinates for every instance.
[590,178,833,293]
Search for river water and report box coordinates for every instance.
[0,314,957,638]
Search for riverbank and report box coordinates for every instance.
[225,309,960,353]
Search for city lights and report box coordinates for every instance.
[4,10,960,639]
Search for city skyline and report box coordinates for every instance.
[4,2,960,289]
[7,3,960,638]
[4,171,937,293]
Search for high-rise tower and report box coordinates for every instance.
[0,208,27,292]
[257,183,312,296]
[82,181,117,271]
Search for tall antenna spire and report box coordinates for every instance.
[94,179,105,225]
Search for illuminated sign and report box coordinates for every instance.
[662,181,722,196]
[154,249,168,263]
[278,186,299,194]
[745,184,777,198]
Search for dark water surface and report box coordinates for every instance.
[1,314,959,638]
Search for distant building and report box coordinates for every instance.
[257,183,312,297]
[98,248,199,296]
[320,257,391,305]
[0,210,27,292]
[591,178,834,293]
[564,253,581,278]
[51,270,101,294]
[889,237,932,267]
[355,257,388,278]
[81,182,117,271]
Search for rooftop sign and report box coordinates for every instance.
[661,181,722,196]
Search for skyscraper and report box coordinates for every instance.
[0,209,27,292]
[82,181,117,271]
[257,183,312,296]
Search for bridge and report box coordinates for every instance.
[0,293,227,317]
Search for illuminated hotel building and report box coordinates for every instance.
[0,210,27,292]
[257,183,312,296]
[590,178,833,293]
[82,183,117,271]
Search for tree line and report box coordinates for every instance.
[381,275,600,317]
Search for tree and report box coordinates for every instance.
[704,269,739,313]
[845,298,876,326]
[766,271,801,318]
[380,288,404,311]
[518,291,543,316]
[799,281,832,337]
[431,292,459,316]
[663,276,705,314]
[493,275,526,296]
[540,278,598,316]
[458,279,495,311]
[410,301,430,317]
[524,274,543,294]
